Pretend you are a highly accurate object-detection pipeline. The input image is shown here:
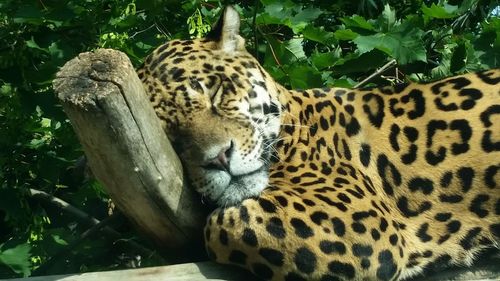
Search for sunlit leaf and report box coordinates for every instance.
[329,77,357,88]
[51,235,69,246]
[258,3,323,33]
[378,5,396,32]
[25,38,47,52]
[421,3,458,19]
[353,22,426,64]
[334,29,358,40]
[284,38,306,60]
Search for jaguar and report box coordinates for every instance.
[137,6,500,281]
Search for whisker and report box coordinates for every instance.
[280,110,300,122]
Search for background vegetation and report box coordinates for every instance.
[0,0,498,278]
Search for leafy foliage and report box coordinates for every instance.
[0,0,498,278]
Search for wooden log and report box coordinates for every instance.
[8,258,500,281]
[7,262,257,281]
[53,49,207,249]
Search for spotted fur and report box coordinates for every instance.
[138,6,500,281]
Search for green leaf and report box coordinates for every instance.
[340,15,374,31]
[44,6,75,27]
[48,42,64,60]
[456,0,478,14]
[474,17,500,68]
[302,26,336,45]
[330,77,357,88]
[331,50,388,74]
[257,1,294,26]
[258,3,323,33]
[51,234,69,246]
[377,5,396,32]
[311,52,337,69]
[284,39,306,60]
[354,34,390,54]
[287,64,323,89]
[0,243,31,277]
[334,29,359,41]
[264,37,306,65]
[311,48,342,69]
[353,22,427,64]
[261,0,296,18]
[290,7,323,33]
[25,38,47,52]
[12,4,43,24]
[421,3,458,19]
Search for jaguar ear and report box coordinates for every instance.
[206,6,245,53]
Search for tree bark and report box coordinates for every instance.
[53,49,207,250]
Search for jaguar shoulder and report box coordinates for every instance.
[137,6,500,281]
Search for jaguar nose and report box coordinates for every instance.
[202,141,234,172]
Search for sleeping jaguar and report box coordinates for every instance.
[137,6,500,281]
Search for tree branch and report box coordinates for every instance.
[29,188,99,225]
[354,59,397,88]
[28,188,155,258]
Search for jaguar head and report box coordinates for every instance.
[141,7,282,206]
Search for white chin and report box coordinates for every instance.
[215,169,268,206]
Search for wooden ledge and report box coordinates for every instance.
[6,262,257,281]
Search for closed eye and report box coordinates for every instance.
[210,75,225,105]
[189,77,203,93]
